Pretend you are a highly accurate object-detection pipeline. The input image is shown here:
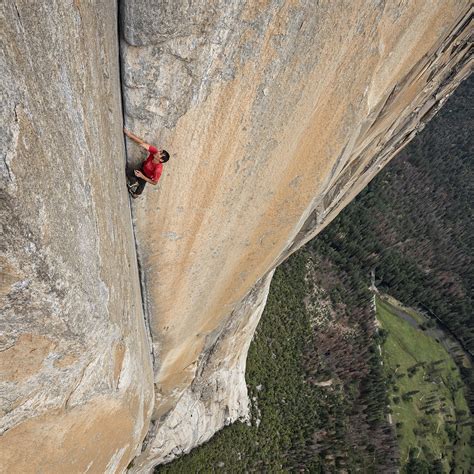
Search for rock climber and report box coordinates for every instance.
[123,128,170,198]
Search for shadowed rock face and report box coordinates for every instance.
[0,1,153,471]
[121,0,471,469]
[1,0,471,471]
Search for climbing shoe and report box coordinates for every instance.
[127,181,139,192]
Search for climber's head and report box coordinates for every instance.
[160,150,170,163]
[152,150,170,164]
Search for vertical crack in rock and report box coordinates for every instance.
[1,1,155,470]
[116,1,158,460]
[116,0,156,372]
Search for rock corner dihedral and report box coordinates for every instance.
[1,2,153,472]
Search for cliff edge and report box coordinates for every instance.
[120,1,472,469]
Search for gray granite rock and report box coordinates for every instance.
[0,1,153,471]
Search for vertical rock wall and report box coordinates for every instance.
[1,1,153,471]
[0,0,471,471]
[120,0,472,468]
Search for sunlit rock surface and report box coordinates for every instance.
[1,2,153,471]
[1,0,471,471]
[121,0,472,469]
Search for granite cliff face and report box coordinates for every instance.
[120,0,472,469]
[1,0,472,471]
[0,2,153,471]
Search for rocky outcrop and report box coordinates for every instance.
[1,2,153,471]
[1,0,471,471]
[135,271,274,468]
[121,0,472,468]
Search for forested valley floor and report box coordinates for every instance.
[157,76,473,473]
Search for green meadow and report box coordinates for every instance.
[376,296,472,473]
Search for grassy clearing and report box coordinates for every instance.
[376,296,472,473]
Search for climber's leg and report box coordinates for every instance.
[128,174,146,197]
[134,177,147,195]
[127,176,139,192]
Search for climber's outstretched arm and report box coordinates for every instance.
[124,128,154,152]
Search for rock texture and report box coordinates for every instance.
[1,0,472,472]
[136,271,274,467]
[120,0,472,469]
[1,1,153,471]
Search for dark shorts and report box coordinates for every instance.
[126,164,146,196]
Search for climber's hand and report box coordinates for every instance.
[134,170,143,177]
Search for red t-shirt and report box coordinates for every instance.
[142,146,163,182]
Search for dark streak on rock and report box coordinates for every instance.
[13,2,23,28]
